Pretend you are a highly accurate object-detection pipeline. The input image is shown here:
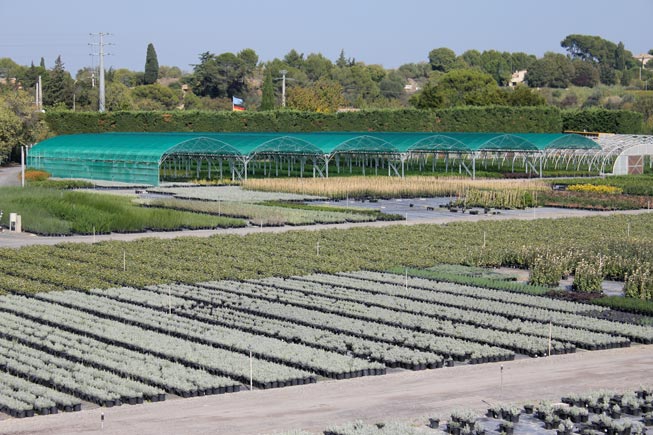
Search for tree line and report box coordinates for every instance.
[1,34,653,162]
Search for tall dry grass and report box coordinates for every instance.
[242,176,549,199]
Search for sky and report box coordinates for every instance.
[1,0,651,75]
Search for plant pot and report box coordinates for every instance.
[429,418,440,428]
[523,405,534,414]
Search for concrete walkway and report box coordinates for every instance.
[1,345,651,435]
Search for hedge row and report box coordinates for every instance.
[562,108,643,134]
[44,107,643,136]
[44,107,563,135]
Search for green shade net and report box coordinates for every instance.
[28,132,600,185]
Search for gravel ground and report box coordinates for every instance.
[0,345,650,435]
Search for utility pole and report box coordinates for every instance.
[90,32,112,112]
[279,70,287,107]
[35,75,42,111]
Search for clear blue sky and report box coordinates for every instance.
[1,0,651,74]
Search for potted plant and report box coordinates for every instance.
[505,405,521,423]
[428,417,440,429]
[523,403,534,414]
[557,419,574,435]
[642,411,653,425]
[611,404,622,419]
[498,421,514,435]
[447,420,461,435]
[487,405,501,419]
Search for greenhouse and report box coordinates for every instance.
[27,132,602,185]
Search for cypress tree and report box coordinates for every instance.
[43,55,73,107]
[144,43,159,85]
[260,70,275,111]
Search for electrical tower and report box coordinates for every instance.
[89,33,112,112]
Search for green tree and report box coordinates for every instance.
[615,41,626,71]
[105,82,135,111]
[143,43,159,85]
[130,84,179,110]
[379,71,405,100]
[332,64,380,106]
[428,47,457,72]
[283,49,304,69]
[503,85,546,106]
[525,52,575,88]
[479,50,511,85]
[460,50,482,68]
[336,49,348,68]
[411,69,503,108]
[43,55,73,108]
[0,88,49,162]
[158,66,183,79]
[397,62,431,80]
[510,52,537,71]
[260,70,275,111]
[304,53,333,81]
[286,79,344,112]
[191,49,258,99]
[571,60,600,87]
[0,58,25,81]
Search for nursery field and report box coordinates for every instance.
[0,270,652,422]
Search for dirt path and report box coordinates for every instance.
[1,345,651,435]
[0,208,650,249]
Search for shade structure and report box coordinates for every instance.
[28,132,600,185]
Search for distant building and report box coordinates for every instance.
[0,77,21,89]
[403,78,420,94]
[634,53,653,66]
[509,70,527,87]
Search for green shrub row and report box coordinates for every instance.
[562,108,643,134]
[389,266,551,295]
[44,107,564,135]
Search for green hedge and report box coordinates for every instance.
[562,108,643,134]
[44,107,563,135]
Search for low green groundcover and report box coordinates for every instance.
[0,187,245,235]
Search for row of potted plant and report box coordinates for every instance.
[278,273,649,345]
[36,288,383,379]
[225,278,567,357]
[199,280,539,358]
[0,309,240,397]
[336,270,603,315]
[150,281,512,364]
[290,273,632,350]
[0,294,314,388]
[0,336,161,407]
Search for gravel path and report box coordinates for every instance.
[0,345,651,435]
[0,208,650,249]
